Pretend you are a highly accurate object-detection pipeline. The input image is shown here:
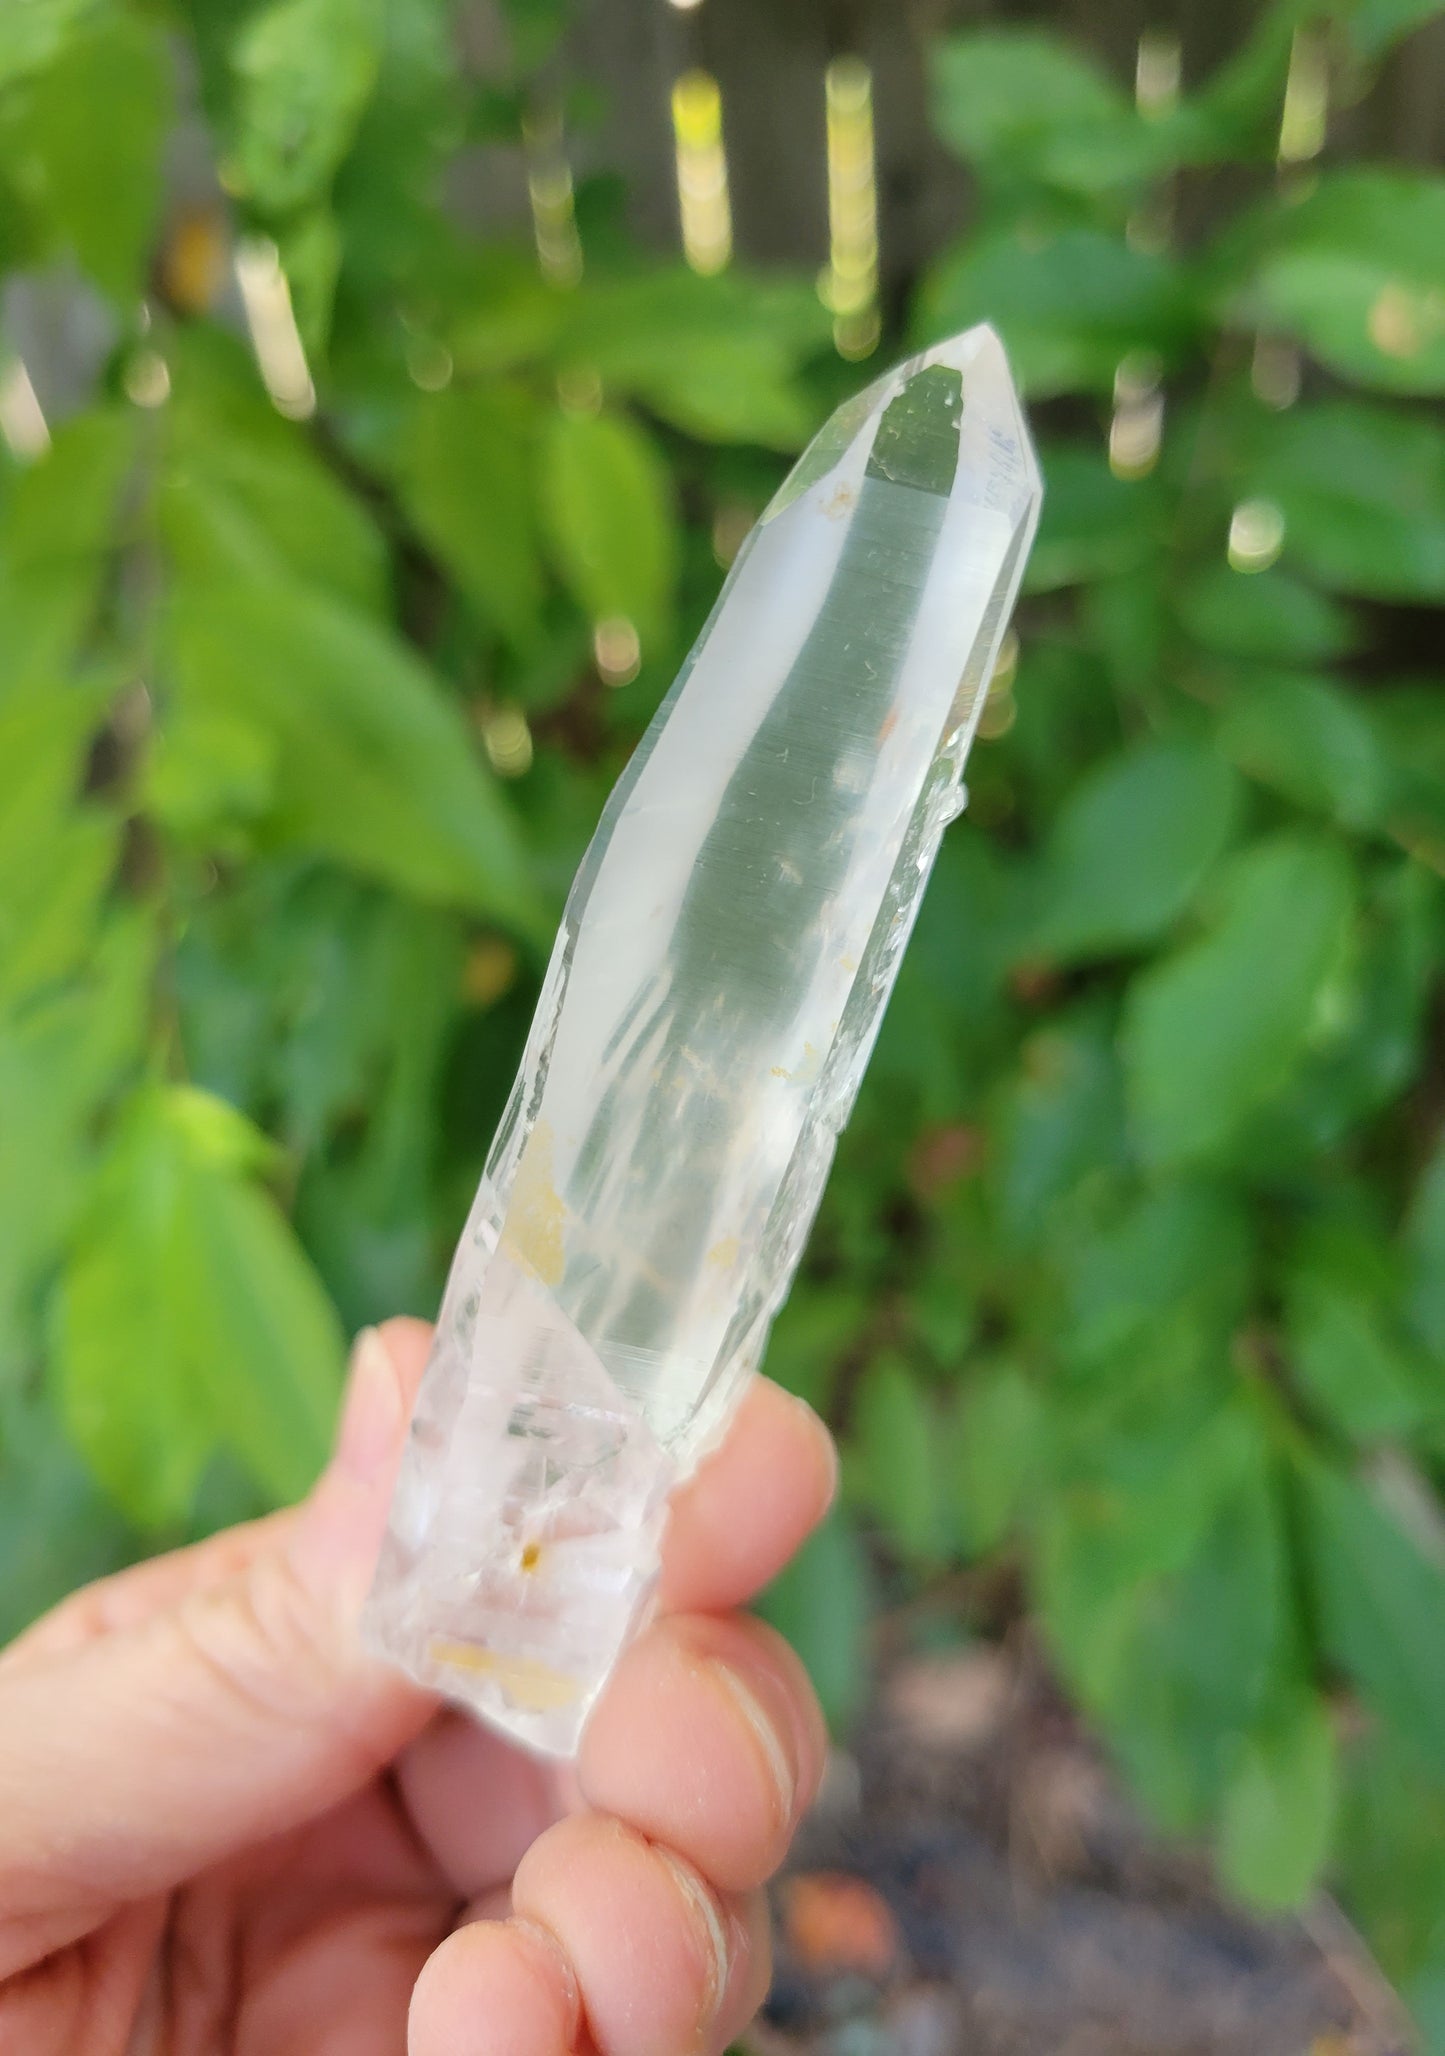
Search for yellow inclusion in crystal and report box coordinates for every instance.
[503,1118,567,1286]
[428,1641,582,1711]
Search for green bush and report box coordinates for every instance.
[2,0,1444,2031]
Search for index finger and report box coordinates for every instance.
[659,1377,837,1615]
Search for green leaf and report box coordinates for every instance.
[54,1164,217,1528]
[764,1281,865,1415]
[1244,857,1438,1160]
[0,0,102,90]
[559,269,830,381]
[541,409,677,646]
[163,577,548,941]
[1369,686,1445,865]
[0,912,151,1373]
[0,408,138,695]
[0,13,170,301]
[918,229,1194,397]
[181,1140,346,1500]
[1287,1264,1432,1444]
[0,815,118,1013]
[1177,564,1356,667]
[227,0,382,211]
[849,1354,947,1564]
[907,826,1033,1024]
[163,331,388,617]
[1348,0,1445,58]
[1301,1458,1445,1780]
[1183,0,1323,159]
[1245,402,1445,603]
[955,1363,1044,1554]
[273,203,343,355]
[0,1396,133,1642]
[1122,835,1356,1167]
[1028,739,1240,963]
[1039,1399,1277,1724]
[441,249,571,376]
[1038,1488,1154,1713]
[1046,1399,1291,1831]
[1338,1738,1445,1993]
[929,30,1167,197]
[910,1256,976,1364]
[1218,1690,1338,1910]
[144,703,277,848]
[995,1009,1127,1236]
[933,29,1118,146]
[757,1509,874,1735]
[1023,442,1160,592]
[1064,1180,1253,1367]
[390,383,545,652]
[1406,1140,1445,1363]
[497,0,568,72]
[626,339,816,452]
[0,403,135,575]
[1218,670,1388,830]
[53,1084,344,1524]
[0,667,117,1004]
[1239,173,1445,396]
[555,270,828,452]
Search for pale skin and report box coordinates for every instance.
[0,1318,837,2054]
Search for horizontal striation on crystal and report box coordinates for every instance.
[363,324,1041,1755]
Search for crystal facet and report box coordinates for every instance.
[363,326,1041,1755]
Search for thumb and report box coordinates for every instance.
[0,1321,434,1977]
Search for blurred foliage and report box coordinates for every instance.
[2,0,1445,2030]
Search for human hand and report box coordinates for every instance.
[0,1318,836,2054]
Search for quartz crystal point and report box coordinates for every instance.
[363,325,1041,1756]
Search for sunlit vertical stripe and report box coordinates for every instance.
[234,237,315,419]
[671,69,732,274]
[823,56,879,360]
[1227,498,1286,571]
[1134,26,1180,116]
[481,703,534,776]
[523,104,584,288]
[1126,28,1179,254]
[1108,352,1164,479]
[593,616,641,686]
[0,357,50,460]
[1112,32,1176,476]
[1278,25,1329,166]
[1249,26,1328,408]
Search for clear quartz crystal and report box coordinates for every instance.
[363,325,1041,1755]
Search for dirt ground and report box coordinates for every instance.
[749,1640,1416,2056]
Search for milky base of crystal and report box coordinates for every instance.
[363,1201,675,1753]
[363,324,1041,1757]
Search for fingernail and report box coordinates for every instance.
[334,1327,402,1484]
[710,1657,796,1826]
[654,1847,731,2028]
